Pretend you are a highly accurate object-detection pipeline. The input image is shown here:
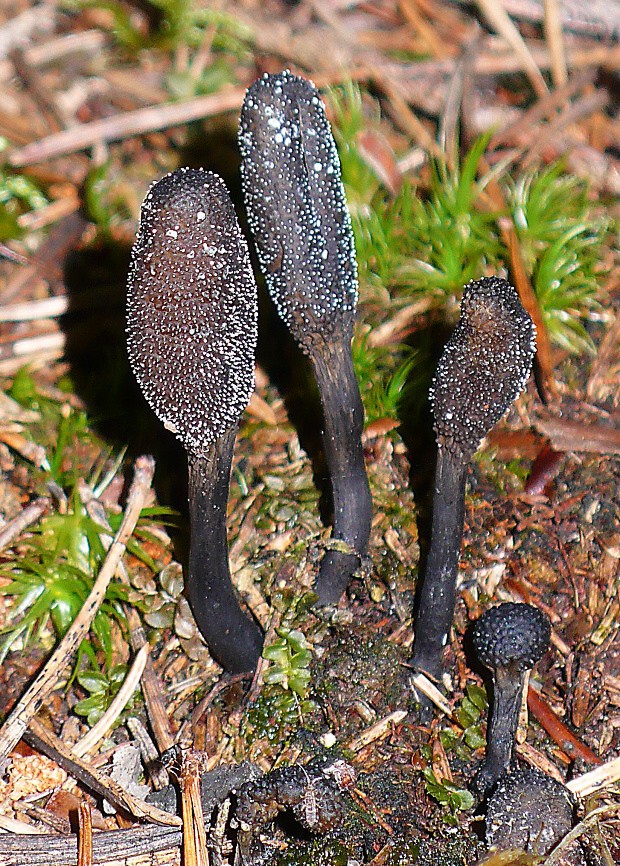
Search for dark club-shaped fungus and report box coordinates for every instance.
[472,602,551,798]
[411,277,536,684]
[486,767,575,855]
[126,167,263,673]
[238,70,372,605]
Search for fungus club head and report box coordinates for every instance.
[238,70,358,354]
[126,168,257,456]
[472,602,551,675]
[431,276,536,461]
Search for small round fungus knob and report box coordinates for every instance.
[472,602,551,674]
[471,602,551,798]
[486,767,575,855]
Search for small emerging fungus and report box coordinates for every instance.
[238,70,372,605]
[126,167,263,673]
[411,277,536,684]
[472,602,551,798]
[486,767,575,855]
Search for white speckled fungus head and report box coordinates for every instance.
[430,276,536,460]
[126,168,258,456]
[238,70,358,354]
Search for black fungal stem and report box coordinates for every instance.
[187,428,263,674]
[311,340,372,605]
[411,446,467,681]
[477,666,525,798]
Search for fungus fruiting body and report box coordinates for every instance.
[238,70,371,605]
[486,767,575,855]
[411,277,536,685]
[126,167,263,673]
[472,602,551,798]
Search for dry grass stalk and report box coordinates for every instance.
[0,455,155,764]
[73,643,150,758]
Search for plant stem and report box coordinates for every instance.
[311,339,372,605]
[187,429,263,673]
[411,446,468,681]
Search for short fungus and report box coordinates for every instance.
[410,277,536,685]
[486,766,575,855]
[471,602,551,798]
[126,167,263,673]
[238,70,372,606]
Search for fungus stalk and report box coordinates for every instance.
[239,70,372,605]
[472,602,551,797]
[309,340,370,599]
[411,277,536,684]
[127,168,263,673]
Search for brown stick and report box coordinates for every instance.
[527,686,602,766]
[77,802,93,866]
[0,455,154,764]
[8,88,246,167]
[0,497,50,550]
[24,718,180,826]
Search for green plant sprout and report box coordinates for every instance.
[329,84,610,368]
[74,662,137,727]
[422,766,475,825]
[0,139,48,240]
[0,483,126,667]
[0,370,174,673]
[64,0,252,64]
[351,334,418,424]
[263,627,313,697]
[243,594,317,746]
[508,163,610,354]
[439,684,487,761]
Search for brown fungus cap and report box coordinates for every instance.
[126,168,257,456]
[472,602,551,673]
[431,276,536,461]
[486,767,575,855]
[238,70,358,354]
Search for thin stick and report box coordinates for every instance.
[77,802,93,866]
[489,67,595,149]
[73,643,150,757]
[181,753,210,866]
[0,813,47,834]
[0,455,154,764]
[543,0,568,88]
[544,804,620,866]
[527,686,602,766]
[9,88,246,167]
[0,497,50,550]
[24,717,180,827]
[0,296,69,322]
[410,673,453,716]
[345,710,408,752]
[567,756,620,798]
[476,0,548,97]
[85,497,176,754]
